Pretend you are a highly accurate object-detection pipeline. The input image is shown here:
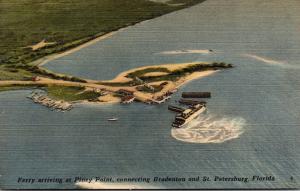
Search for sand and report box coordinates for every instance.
[98,93,121,104]
[142,71,169,77]
[0,62,218,104]
[107,62,209,83]
[151,70,217,100]
[28,39,56,51]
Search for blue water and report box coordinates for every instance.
[1,0,300,189]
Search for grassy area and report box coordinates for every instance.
[101,62,233,87]
[126,67,170,78]
[97,81,134,87]
[0,84,44,92]
[46,85,101,102]
[0,0,206,71]
[136,84,164,93]
[0,66,35,80]
[138,62,233,83]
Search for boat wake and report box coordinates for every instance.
[171,114,246,143]
[243,54,300,69]
[157,49,213,55]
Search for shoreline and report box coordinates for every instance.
[36,30,119,67]
[32,3,199,69]
[0,62,225,106]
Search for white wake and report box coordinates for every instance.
[243,54,286,65]
[171,114,246,144]
[157,49,213,55]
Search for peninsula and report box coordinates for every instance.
[0,62,232,105]
[0,0,234,106]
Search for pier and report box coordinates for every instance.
[182,92,211,98]
[179,98,206,106]
[28,92,73,111]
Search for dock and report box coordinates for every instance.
[182,92,211,98]
[179,98,206,106]
[152,95,171,104]
[28,92,73,111]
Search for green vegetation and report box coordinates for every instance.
[126,67,170,78]
[101,62,232,88]
[136,84,165,93]
[0,0,206,80]
[0,84,45,92]
[0,66,35,80]
[135,62,233,83]
[46,85,101,102]
[18,65,87,83]
[97,81,133,87]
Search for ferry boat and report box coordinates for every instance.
[172,104,206,128]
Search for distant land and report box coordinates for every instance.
[0,0,206,80]
[0,0,233,106]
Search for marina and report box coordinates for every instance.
[27,92,73,111]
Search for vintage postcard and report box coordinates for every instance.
[0,0,299,190]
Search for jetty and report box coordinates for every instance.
[179,98,207,106]
[28,92,73,111]
[152,95,171,104]
[182,92,211,98]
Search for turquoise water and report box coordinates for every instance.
[1,0,300,189]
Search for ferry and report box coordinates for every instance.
[172,104,206,128]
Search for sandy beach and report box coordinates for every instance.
[34,31,120,67]
[0,62,220,105]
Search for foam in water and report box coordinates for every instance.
[171,114,246,144]
[243,54,300,69]
[157,49,212,55]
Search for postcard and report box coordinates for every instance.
[0,0,299,190]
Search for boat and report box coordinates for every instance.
[172,104,206,128]
[107,118,118,121]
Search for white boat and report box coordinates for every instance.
[107,118,118,121]
[172,104,206,128]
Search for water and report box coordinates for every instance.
[1,0,300,189]
[172,112,246,144]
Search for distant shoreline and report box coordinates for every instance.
[37,31,119,67]
[32,2,204,69]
